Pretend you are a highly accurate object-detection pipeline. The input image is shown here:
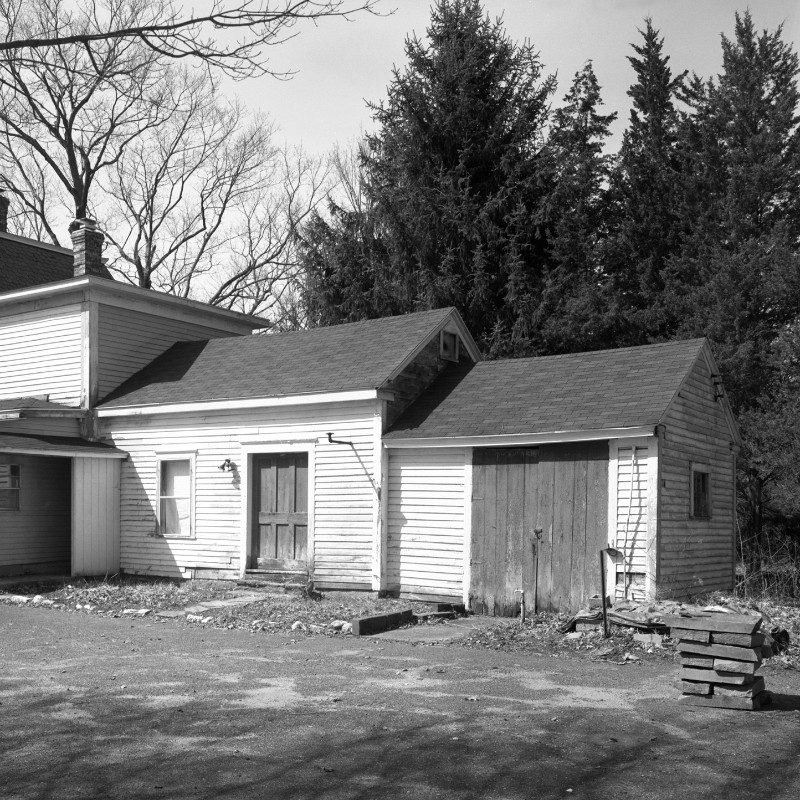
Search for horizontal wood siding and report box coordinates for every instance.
[0,454,71,575]
[387,448,466,599]
[96,304,240,398]
[612,443,650,601]
[0,417,82,437]
[0,306,83,406]
[72,457,120,576]
[658,353,736,598]
[100,401,375,585]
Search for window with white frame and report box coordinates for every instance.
[0,464,21,511]
[690,464,712,519]
[157,456,193,537]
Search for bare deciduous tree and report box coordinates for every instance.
[0,0,378,79]
[0,0,168,239]
[100,70,328,322]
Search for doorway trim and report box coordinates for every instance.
[239,441,316,579]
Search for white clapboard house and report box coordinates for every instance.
[0,205,742,612]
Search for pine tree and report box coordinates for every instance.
[536,62,619,353]
[305,0,556,350]
[607,18,686,338]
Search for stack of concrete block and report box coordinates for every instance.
[663,613,772,710]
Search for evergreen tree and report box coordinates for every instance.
[537,62,619,353]
[664,12,800,574]
[607,18,686,338]
[302,0,556,351]
[669,12,800,409]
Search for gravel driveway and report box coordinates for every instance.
[2,604,799,800]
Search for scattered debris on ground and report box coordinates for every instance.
[1,578,797,665]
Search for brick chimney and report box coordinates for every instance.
[70,218,105,277]
[0,192,9,233]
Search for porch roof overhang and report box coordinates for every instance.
[0,397,87,420]
[0,432,128,459]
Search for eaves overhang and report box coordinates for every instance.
[96,388,394,417]
[382,426,658,448]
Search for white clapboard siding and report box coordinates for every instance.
[72,457,121,576]
[101,400,376,585]
[96,305,240,398]
[613,444,649,600]
[0,305,83,405]
[387,447,466,599]
[0,454,71,574]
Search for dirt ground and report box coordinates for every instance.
[1,605,799,800]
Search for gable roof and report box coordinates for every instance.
[384,338,709,440]
[0,231,113,294]
[98,308,471,409]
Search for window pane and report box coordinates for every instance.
[161,497,191,536]
[161,460,190,498]
[0,489,19,510]
[0,465,20,510]
[693,471,709,517]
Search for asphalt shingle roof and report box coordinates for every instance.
[0,233,113,294]
[384,338,706,439]
[99,308,456,407]
[0,397,80,413]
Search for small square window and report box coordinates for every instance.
[440,330,459,362]
[0,464,20,511]
[691,467,711,518]
[158,458,193,537]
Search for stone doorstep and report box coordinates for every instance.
[162,594,266,617]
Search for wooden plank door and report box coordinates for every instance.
[252,453,308,570]
[470,443,608,615]
[470,448,538,616]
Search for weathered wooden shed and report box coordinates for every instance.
[383,339,742,613]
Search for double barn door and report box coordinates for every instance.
[252,453,308,571]
[470,443,608,614]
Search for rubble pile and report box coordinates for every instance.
[664,612,773,710]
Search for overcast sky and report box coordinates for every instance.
[237,0,800,155]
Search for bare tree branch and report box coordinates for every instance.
[101,69,327,322]
[0,0,169,221]
[0,0,380,79]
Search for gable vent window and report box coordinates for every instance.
[439,331,459,362]
[691,465,711,519]
[0,464,20,511]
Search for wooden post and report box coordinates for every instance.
[599,549,609,638]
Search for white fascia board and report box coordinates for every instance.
[22,410,87,419]
[0,446,127,459]
[383,426,657,449]
[96,388,384,418]
[0,276,266,329]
